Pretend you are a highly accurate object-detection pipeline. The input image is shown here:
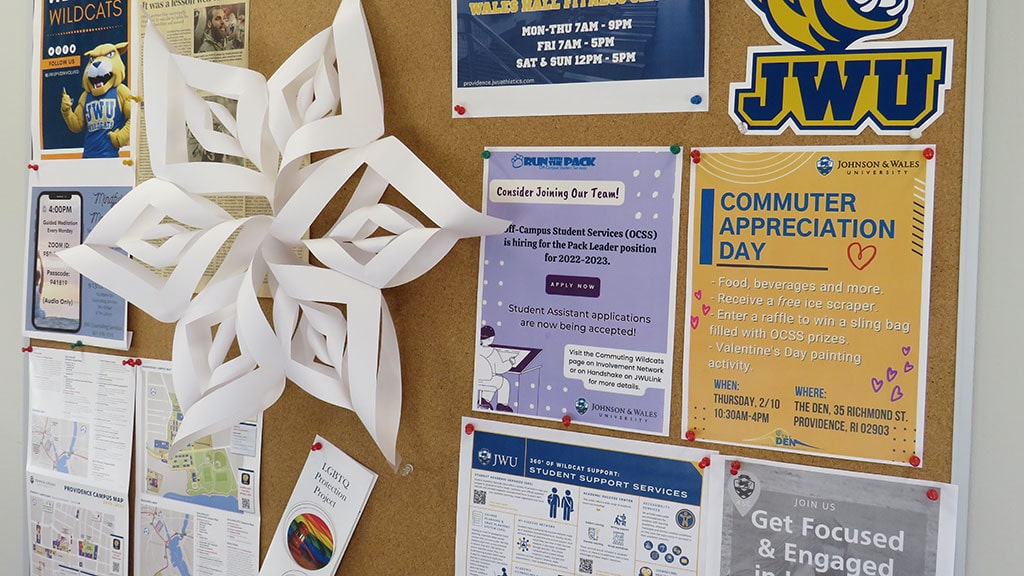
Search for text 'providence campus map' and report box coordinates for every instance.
[30,493,123,576]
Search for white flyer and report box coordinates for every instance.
[26,475,129,576]
[134,359,263,576]
[260,435,377,576]
[27,348,136,494]
[456,418,723,576]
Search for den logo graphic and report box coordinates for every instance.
[747,428,818,450]
[731,0,952,136]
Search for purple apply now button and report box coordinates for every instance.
[545,274,601,298]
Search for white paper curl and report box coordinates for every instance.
[59,0,507,469]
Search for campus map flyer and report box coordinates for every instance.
[720,458,957,576]
[25,349,135,576]
[27,475,129,576]
[134,361,262,576]
[684,147,934,464]
[475,147,681,435]
[455,418,722,576]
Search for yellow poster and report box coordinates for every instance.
[683,147,934,464]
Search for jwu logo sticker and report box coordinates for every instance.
[730,0,952,136]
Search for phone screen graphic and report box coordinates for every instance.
[33,191,82,331]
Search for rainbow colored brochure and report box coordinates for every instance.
[260,436,377,576]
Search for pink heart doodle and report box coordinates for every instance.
[694,290,702,300]
[702,304,711,316]
[902,346,912,356]
[871,378,884,393]
[904,361,915,373]
[886,367,898,382]
[891,385,904,402]
[690,316,699,330]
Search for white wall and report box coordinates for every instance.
[1,0,31,571]
[0,0,1019,574]
[965,0,1024,573]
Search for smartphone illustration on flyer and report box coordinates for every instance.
[33,191,82,332]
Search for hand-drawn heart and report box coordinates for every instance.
[702,304,711,316]
[871,378,884,393]
[902,346,912,356]
[847,242,878,270]
[904,361,915,373]
[891,385,904,402]
[886,367,898,382]
[690,315,699,330]
[694,290,702,300]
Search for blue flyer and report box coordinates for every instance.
[24,185,130,349]
[34,0,132,159]
[452,0,709,117]
[456,419,723,576]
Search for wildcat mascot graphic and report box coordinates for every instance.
[60,42,132,158]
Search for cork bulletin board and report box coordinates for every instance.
[30,0,973,572]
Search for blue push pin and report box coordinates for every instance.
[691,95,703,106]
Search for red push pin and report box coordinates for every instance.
[909,454,921,467]
[926,488,939,501]
[698,456,711,469]
[690,150,701,164]
[122,360,131,366]
[685,430,696,442]
[134,359,143,367]
[21,346,33,353]
[465,423,475,435]
[923,148,935,160]
[311,441,323,451]
[562,415,572,427]
[27,163,39,171]
[454,105,467,116]
[730,461,742,475]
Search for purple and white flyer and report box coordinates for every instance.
[475,147,681,435]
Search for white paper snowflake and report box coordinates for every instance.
[60,0,507,469]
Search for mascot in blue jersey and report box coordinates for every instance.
[60,42,132,158]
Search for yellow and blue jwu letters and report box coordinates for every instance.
[730,0,951,135]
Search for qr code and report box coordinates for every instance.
[241,497,251,511]
[112,561,120,574]
[579,558,593,574]
[473,490,486,505]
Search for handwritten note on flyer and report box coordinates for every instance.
[684,147,934,463]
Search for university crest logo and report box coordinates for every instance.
[730,0,952,136]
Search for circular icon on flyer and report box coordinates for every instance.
[672,545,682,555]
[639,568,653,576]
[643,540,654,550]
[650,551,660,561]
[675,509,696,529]
[286,509,335,570]
[680,556,690,566]
[657,543,667,553]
